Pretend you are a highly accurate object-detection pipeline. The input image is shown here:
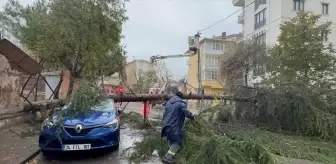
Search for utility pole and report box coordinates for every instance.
[195,32,202,94]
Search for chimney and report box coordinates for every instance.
[222,32,227,37]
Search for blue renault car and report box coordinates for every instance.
[39,99,120,155]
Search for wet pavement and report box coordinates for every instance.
[0,123,39,164]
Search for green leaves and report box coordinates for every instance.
[267,11,336,87]
[0,0,127,79]
[134,70,158,93]
[220,41,267,89]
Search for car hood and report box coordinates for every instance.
[53,110,116,127]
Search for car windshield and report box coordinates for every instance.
[61,99,115,112]
[91,99,115,112]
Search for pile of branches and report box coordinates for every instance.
[124,106,278,164]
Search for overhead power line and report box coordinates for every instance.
[198,0,256,32]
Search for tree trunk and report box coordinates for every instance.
[304,69,309,84]
[67,70,75,97]
[244,67,249,86]
[101,75,104,91]
[54,71,64,99]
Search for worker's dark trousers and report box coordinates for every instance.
[165,142,181,160]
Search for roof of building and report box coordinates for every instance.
[126,59,152,65]
[199,33,242,44]
[0,39,42,75]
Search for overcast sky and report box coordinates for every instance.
[1,0,242,80]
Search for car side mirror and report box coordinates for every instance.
[54,107,62,112]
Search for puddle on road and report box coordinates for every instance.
[29,125,161,164]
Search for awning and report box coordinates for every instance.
[0,39,42,75]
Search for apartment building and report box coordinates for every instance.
[235,0,336,44]
[186,32,240,94]
[234,0,336,86]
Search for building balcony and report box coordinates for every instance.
[202,80,223,89]
[204,65,219,70]
[232,0,244,7]
[238,12,244,24]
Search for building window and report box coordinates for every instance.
[255,0,266,10]
[204,71,218,80]
[321,30,329,41]
[216,42,221,50]
[210,40,224,50]
[205,55,219,69]
[322,3,329,15]
[255,33,266,45]
[293,0,304,11]
[255,9,266,29]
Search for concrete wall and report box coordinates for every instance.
[0,54,24,129]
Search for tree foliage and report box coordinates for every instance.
[53,80,106,140]
[220,41,266,91]
[266,11,336,86]
[218,11,336,142]
[124,106,336,164]
[134,69,158,93]
[124,109,278,164]
[254,83,336,140]
[154,60,172,89]
[0,0,127,95]
[243,12,336,139]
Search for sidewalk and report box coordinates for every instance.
[0,123,40,164]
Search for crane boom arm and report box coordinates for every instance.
[150,53,195,63]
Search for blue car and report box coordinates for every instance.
[39,99,120,155]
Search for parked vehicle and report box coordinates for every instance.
[39,99,120,155]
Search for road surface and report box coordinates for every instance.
[29,102,163,164]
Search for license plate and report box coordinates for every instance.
[62,144,91,151]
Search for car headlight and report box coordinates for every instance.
[41,119,55,130]
[104,118,119,130]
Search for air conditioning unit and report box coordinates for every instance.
[188,36,199,52]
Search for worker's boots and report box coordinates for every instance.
[162,156,176,164]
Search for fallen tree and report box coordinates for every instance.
[22,94,254,112]
[253,83,336,140]
[123,105,336,164]
[111,94,253,102]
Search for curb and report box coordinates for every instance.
[20,149,41,164]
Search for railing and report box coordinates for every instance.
[204,65,219,70]
[232,0,244,6]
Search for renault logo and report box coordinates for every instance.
[75,124,83,133]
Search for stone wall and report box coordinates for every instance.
[0,54,24,129]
